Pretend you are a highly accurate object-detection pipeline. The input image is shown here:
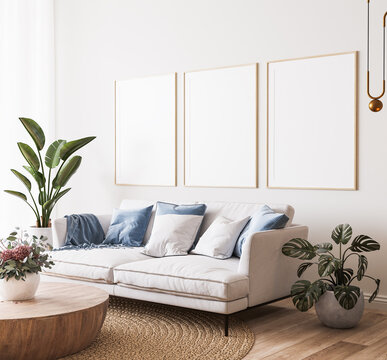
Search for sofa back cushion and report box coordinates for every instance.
[119,199,294,245]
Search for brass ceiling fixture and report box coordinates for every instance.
[367,0,386,112]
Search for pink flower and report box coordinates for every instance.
[0,245,32,262]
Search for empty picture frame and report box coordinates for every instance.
[184,64,258,188]
[267,52,357,190]
[115,73,176,186]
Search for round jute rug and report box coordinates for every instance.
[62,296,255,360]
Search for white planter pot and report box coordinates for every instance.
[315,290,364,329]
[0,272,40,301]
[28,226,53,247]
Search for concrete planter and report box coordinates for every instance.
[315,290,364,328]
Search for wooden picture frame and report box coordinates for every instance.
[184,64,258,188]
[267,52,358,190]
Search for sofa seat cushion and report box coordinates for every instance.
[114,255,248,301]
[44,248,150,283]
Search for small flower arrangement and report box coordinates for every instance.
[0,228,54,281]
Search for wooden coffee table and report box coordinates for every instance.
[0,282,109,360]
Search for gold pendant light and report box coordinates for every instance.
[367,0,386,112]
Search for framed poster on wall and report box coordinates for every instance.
[184,64,258,188]
[267,52,357,190]
[115,73,176,186]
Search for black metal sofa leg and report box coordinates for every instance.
[224,314,229,336]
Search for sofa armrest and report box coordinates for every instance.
[52,214,112,248]
[238,225,309,307]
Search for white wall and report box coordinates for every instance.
[54,0,387,305]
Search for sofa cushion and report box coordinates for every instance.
[114,255,248,301]
[198,201,294,236]
[44,248,150,283]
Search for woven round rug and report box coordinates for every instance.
[62,296,254,360]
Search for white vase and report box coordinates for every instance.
[28,226,53,247]
[315,290,364,328]
[0,272,40,301]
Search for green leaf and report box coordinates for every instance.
[23,166,45,189]
[341,268,354,285]
[19,117,45,150]
[45,140,66,168]
[357,255,368,281]
[55,156,82,188]
[60,136,96,161]
[334,285,360,310]
[38,192,45,205]
[291,280,326,312]
[297,262,314,278]
[315,242,333,254]
[282,238,316,260]
[331,224,352,245]
[11,169,31,191]
[18,143,40,171]
[369,279,380,303]
[43,188,71,213]
[318,255,341,277]
[4,190,27,201]
[350,235,380,252]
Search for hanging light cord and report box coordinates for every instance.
[367,0,386,100]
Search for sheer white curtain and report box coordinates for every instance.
[0,0,55,236]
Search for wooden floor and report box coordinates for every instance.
[235,299,387,360]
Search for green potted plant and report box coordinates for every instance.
[4,118,95,244]
[0,228,54,300]
[282,224,380,328]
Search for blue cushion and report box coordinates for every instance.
[156,201,207,216]
[233,205,289,257]
[103,205,153,246]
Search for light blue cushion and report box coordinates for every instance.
[233,205,289,258]
[156,201,207,216]
[103,205,153,246]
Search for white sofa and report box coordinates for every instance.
[42,200,308,335]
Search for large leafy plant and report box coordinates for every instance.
[0,228,54,281]
[282,224,380,312]
[4,118,95,227]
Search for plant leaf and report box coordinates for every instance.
[18,143,40,171]
[23,166,45,189]
[55,156,82,188]
[11,169,31,191]
[315,242,333,254]
[297,262,314,278]
[282,238,316,260]
[350,235,380,252]
[19,117,45,150]
[60,136,96,161]
[331,224,352,245]
[334,285,360,310]
[318,255,341,277]
[4,190,27,201]
[45,140,66,168]
[369,279,381,303]
[341,268,354,285]
[357,255,368,281]
[291,280,326,312]
[43,188,71,213]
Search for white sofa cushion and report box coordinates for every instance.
[198,201,294,236]
[191,216,250,259]
[114,255,249,301]
[44,248,150,283]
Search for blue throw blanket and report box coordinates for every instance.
[55,214,105,250]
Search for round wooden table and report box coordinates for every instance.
[0,282,109,360]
